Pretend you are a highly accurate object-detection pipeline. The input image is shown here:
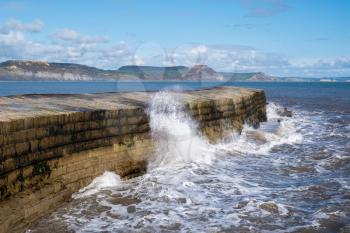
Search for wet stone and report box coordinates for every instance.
[277,107,293,117]
[235,200,249,209]
[260,202,279,214]
[177,197,187,204]
[127,205,136,213]
[109,195,141,206]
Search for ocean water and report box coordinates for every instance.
[7,81,348,233]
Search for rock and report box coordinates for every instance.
[260,202,279,214]
[277,107,292,117]
[234,200,249,209]
[177,197,187,203]
[246,131,268,142]
[127,205,136,213]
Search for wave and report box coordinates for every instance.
[217,102,303,155]
[71,97,305,203]
[72,171,122,199]
[147,91,216,169]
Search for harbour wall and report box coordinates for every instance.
[0,87,266,232]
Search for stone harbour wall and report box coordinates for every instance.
[0,87,266,233]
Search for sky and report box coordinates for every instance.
[0,0,349,77]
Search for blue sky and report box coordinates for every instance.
[0,0,349,77]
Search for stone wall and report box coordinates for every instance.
[187,90,266,141]
[0,87,266,233]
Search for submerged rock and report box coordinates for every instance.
[127,205,136,213]
[277,107,293,117]
[260,202,279,214]
[234,200,249,209]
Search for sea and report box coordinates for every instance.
[1,81,349,233]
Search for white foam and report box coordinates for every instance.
[148,91,215,169]
[217,102,303,155]
[276,203,290,216]
[72,171,122,198]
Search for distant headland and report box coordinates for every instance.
[0,60,349,82]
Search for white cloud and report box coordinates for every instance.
[51,29,109,44]
[0,19,43,34]
[314,57,350,69]
[159,44,289,73]
[0,23,128,68]
[132,56,145,66]
[1,19,350,77]
[288,57,350,77]
[190,45,208,55]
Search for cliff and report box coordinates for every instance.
[0,60,122,81]
[118,65,188,80]
[0,60,275,81]
[182,64,225,81]
[0,86,266,232]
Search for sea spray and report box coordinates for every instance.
[72,171,122,198]
[217,102,303,155]
[147,91,216,169]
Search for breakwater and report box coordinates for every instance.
[0,87,266,232]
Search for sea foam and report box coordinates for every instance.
[217,102,303,155]
[72,171,122,199]
[147,91,216,169]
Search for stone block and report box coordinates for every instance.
[15,142,29,156]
